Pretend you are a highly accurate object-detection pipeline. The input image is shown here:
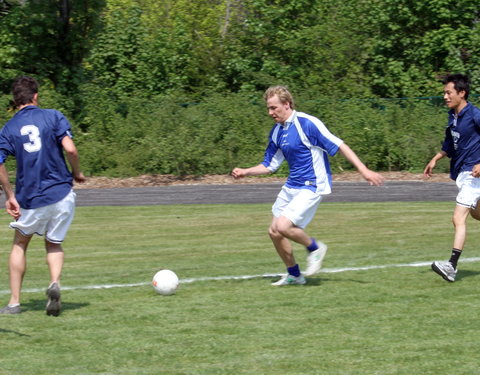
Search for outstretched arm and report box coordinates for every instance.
[0,164,20,219]
[231,164,271,179]
[338,143,384,186]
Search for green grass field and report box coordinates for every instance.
[1,201,479,374]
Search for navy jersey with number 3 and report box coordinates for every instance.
[0,105,73,209]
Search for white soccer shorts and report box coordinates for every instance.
[455,171,480,208]
[10,190,76,244]
[272,186,324,229]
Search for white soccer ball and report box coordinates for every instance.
[152,269,179,295]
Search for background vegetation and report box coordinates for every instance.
[1,0,479,176]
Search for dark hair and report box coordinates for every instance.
[443,74,470,100]
[12,76,39,107]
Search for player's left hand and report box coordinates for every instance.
[74,172,86,183]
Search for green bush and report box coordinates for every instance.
[77,90,456,177]
[76,90,271,176]
[300,96,449,173]
[0,86,466,178]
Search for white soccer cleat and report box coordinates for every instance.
[304,242,328,276]
[271,274,306,286]
[431,260,457,282]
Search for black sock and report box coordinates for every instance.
[449,248,462,269]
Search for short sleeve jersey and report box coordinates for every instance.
[441,102,480,180]
[0,106,73,209]
[261,111,343,194]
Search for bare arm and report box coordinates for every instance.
[423,151,447,178]
[338,143,384,186]
[62,136,86,183]
[231,164,272,179]
[0,164,20,219]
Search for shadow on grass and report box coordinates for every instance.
[420,267,480,282]
[456,269,480,281]
[305,277,370,286]
[263,275,370,286]
[0,328,31,337]
[20,299,90,313]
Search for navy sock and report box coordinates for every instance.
[306,238,318,252]
[287,264,301,277]
[449,248,462,269]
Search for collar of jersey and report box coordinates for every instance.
[281,110,297,128]
[18,105,38,113]
[448,102,471,119]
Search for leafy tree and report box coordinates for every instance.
[0,0,104,93]
[365,0,480,97]
[84,0,230,97]
[221,0,375,97]
[85,6,148,96]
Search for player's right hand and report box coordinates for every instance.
[423,161,435,178]
[5,197,20,220]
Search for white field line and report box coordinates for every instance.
[1,257,480,295]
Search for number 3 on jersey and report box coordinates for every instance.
[21,125,42,152]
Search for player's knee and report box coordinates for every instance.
[452,215,459,227]
[275,221,293,237]
[268,225,281,239]
[14,230,32,246]
[452,214,467,228]
[45,241,63,253]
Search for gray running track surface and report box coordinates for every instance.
[73,181,457,206]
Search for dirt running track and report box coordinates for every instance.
[73,181,458,207]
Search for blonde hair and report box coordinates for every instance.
[263,86,295,109]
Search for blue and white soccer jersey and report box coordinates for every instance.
[262,111,343,227]
[262,111,343,194]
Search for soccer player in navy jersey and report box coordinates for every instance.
[424,74,480,282]
[0,76,85,315]
[232,86,384,286]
